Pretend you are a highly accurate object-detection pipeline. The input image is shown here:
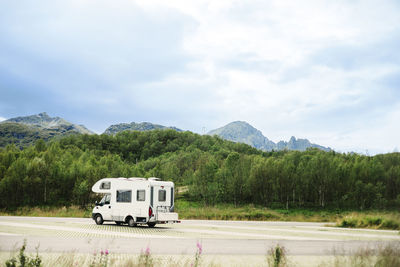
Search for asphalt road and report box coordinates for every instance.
[0,216,399,256]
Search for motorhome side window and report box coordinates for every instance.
[100,194,111,205]
[158,189,166,202]
[137,190,145,201]
[116,190,131,203]
[100,182,111,190]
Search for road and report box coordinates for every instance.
[0,216,399,256]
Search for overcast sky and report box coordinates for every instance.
[1,0,400,154]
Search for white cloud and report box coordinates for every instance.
[0,117,6,122]
[1,0,400,153]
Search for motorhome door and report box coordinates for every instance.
[97,193,112,220]
[151,185,172,219]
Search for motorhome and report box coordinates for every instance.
[91,177,179,227]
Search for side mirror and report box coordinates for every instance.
[95,201,98,206]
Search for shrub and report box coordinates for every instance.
[5,239,42,267]
[339,218,358,228]
[267,244,288,267]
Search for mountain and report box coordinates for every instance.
[277,136,330,151]
[104,122,182,135]
[0,112,93,148]
[207,121,276,151]
[4,112,93,135]
[208,121,330,152]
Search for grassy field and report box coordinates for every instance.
[1,200,399,230]
[176,200,400,230]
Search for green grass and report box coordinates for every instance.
[337,212,400,230]
[1,201,399,230]
[176,200,400,230]
[0,205,92,218]
[176,200,342,222]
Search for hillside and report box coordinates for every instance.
[104,122,182,135]
[4,112,93,135]
[208,121,330,152]
[0,112,93,148]
[0,130,398,211]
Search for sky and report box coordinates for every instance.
[0,0,400,154]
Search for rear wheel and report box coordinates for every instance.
[147,222,156,228]
[95,214,103,225]
[128,217,136,227]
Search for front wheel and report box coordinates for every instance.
[95,214,103,225]
[147,222,156,228]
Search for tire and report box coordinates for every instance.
[147,222,156,228]
[95,214,103,225]
[128,217,136,227]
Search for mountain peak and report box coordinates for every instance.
[2,112,93,135]
[208,121,276,150]
[38,112,49,118]
[208,121,330,152]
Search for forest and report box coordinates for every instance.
[0,130,399,210]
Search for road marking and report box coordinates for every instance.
[0,221,181,239]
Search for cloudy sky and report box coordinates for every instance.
[1,0,399,154]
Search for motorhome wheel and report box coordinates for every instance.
[128,217,136,227]
[95,214,103,225]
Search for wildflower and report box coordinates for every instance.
[197,242,202,255]
[101,250,104,256]
[145,246,150,255]
[105,249,109,255]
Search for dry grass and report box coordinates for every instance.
[0,206,91,218]
[318,243,400,267]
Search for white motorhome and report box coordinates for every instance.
[91,177,179,227]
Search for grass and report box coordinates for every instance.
[319,243,400,267]
[175,200,400,230]
[2,241,400,267]
[0,206,91,218]
[1,200,399,230]
[337,212,400,230]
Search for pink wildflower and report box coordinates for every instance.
[100,250,104,256]
[196,242,202,255]
[105,249,109,255]
[145,246,150,255]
